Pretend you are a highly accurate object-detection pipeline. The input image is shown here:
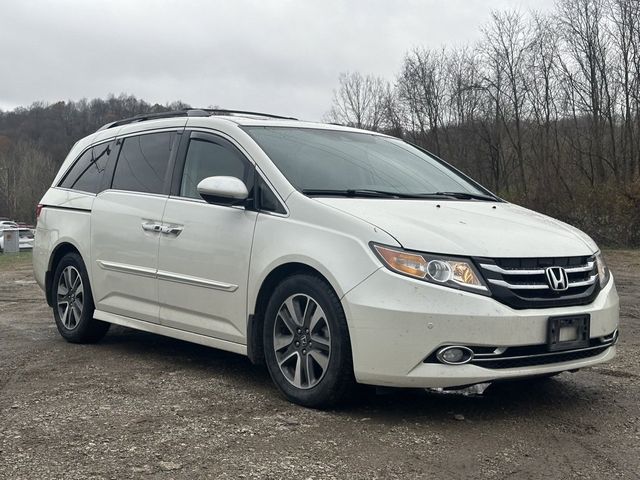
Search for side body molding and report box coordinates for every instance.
[96,260,238,292]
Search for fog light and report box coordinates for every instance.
[436,346,474,365]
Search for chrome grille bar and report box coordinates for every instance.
[487,274,597,290]
[487,279,548,290]
[565,261,596,273]
[479,260,595,275]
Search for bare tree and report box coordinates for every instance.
[557,0,613,181]
[325,72,388,130]
[608,0,640,177]
[525,11,573,197]
[481,10,532,194]
[397,48,448,154]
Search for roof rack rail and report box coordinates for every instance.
[198,109,298,121]
[96,109,206,131]
[96,108,298,132]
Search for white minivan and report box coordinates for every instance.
[33,110,619,407]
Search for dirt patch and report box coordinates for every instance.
[0,251,638,479]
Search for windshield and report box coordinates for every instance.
[243,127,489,198]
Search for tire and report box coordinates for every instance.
[263,273,356,408]
[51,252,110,343]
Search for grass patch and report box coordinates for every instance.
[0,251,33,271]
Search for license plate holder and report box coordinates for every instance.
[547,314,590,352]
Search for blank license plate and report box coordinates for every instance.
[547,315,590,352]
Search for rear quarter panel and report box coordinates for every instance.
[33,188,95,291]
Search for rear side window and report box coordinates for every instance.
[179,137,251,199]
[59,142,113,194]
[112,132,174,194]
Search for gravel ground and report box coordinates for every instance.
[0,251,638,479]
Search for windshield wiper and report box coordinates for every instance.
[432,191,499,201]
[301,189,432,199]
[302,189,499,201]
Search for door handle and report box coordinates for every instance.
[160,225,183,236]
[141,221,162,233]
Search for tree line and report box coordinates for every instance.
[327,0,640,247]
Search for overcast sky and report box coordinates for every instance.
[0,0,554,121]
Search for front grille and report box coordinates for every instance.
[475,255,600,309]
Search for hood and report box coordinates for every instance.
[316,198,597,258]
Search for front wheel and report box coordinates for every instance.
[52,252,110,343]
[263,274,356,408]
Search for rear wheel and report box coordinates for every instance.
[52,252,110,343]
[263,274,356,408]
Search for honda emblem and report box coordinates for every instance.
[546,266,569,291]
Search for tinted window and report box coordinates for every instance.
[72,142,113,193]
[112,132,174,194]
[59,148,96,192]
[244,127,486,196]
[257,177,285,213]
[180,137,251,199]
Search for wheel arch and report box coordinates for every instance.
[45,241,83,307]
[247,262,340,365]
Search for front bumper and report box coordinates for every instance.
[342,268,619,388]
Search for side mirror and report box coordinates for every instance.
[197,176,249,205]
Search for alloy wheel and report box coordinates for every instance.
[57,265,84,330]
[273,294,331,389]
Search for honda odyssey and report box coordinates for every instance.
[33,109,619,407]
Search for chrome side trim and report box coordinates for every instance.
[96,260,238,292]
[487,274,597,290]
[479,260,595,276]
[96,260,157,278]
[156,270,238,292]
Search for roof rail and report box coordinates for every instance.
[96,109,206,131]
[96,108,298,132]
[199,109,298,121]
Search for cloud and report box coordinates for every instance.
[0,0,554,120]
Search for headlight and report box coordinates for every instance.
[371,243,489,295]
[595,251,610,288]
